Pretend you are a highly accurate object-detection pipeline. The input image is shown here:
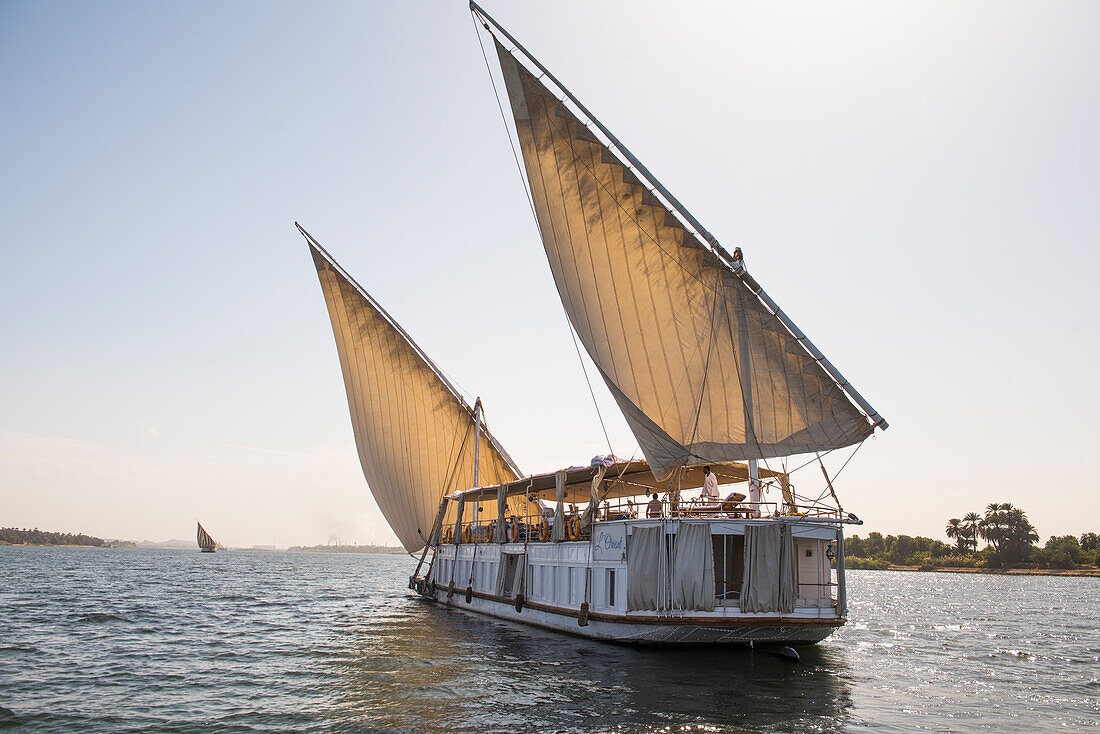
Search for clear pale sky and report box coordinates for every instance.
[2,1,1097,548]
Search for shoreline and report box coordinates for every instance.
[855,564,1100,578]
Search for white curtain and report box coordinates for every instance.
[627,526,669,611]
[778,523,797,613]
[580,465,608,529]
[672,522,715,611]
[741,523,796,613]
[496,552,524,597]
[452,497,465,544]
[494,485,507,543]
[495,553,509,596]
[551,469,567,541]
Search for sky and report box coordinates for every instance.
[1,1,1098,548]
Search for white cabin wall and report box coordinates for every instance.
[795,538,836,607]
[426,521,843,617]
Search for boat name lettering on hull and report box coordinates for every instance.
[593,525,626,561]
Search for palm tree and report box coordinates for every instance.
[962,512,981,551]
[979,504,1004,553]
[980,503,1039,564]
[946,518,966,551]
[1003,507,1038,561]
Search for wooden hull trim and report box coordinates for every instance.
[410,576,843,646]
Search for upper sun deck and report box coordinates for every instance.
[448,458,784,505]
[437,457,858,550]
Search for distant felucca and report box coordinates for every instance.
[196,522,218,553]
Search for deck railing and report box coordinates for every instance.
[442,495,844,545]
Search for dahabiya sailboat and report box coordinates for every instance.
[197,522,222,553]
[297,3,888,645]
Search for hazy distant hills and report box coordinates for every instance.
[132,539,195,549]
[288,543,405,554]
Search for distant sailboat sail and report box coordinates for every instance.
[301,225,529,553]
[489,38,882,478]
[197,522,217,553]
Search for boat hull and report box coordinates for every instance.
[410,577,842,647]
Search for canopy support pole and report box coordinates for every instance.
[472,398,482,528]
[836,527,848,617]
[748,460,761,518]
[468,3,886,433]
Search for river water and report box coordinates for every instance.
[1,547,1096,732]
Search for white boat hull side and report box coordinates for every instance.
[411,582,842,646]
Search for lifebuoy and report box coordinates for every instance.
[509,522,521,543]
[462,525,473,544]
[443,527,453,545]
[538,519,550,542]
[567,516,581,541]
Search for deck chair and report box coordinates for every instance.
[721,492,748,517]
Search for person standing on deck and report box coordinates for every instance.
[646,493,663,518]
[701,466,720,501]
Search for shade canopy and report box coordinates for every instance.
[449,458,784,506]
[493,40,874,479]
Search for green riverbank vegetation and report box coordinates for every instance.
[1,527,108,546]
[845,504,1100,571]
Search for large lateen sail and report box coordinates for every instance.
[488,35,878,479]
[302,225,527,552]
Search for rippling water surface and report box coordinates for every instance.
[1,547,1097,732]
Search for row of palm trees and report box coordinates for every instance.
[946,503,1039,561]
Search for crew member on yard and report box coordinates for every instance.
[646,493,662,518]
[731,247,745,272]
[701,465,720,501]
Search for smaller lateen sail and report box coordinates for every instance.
[197,522,217,553]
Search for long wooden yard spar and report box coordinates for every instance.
[298,223,528,553]
[472,3,887,479]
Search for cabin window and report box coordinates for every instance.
[712,534,745,603]
[607,569,617,607]
[568,567,577,605]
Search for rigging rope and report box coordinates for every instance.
[568,322,614,455]
[471,14,539,225]
[831,436,868,482]
[473,12,615,457]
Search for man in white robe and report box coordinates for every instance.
[701,466,719,502]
